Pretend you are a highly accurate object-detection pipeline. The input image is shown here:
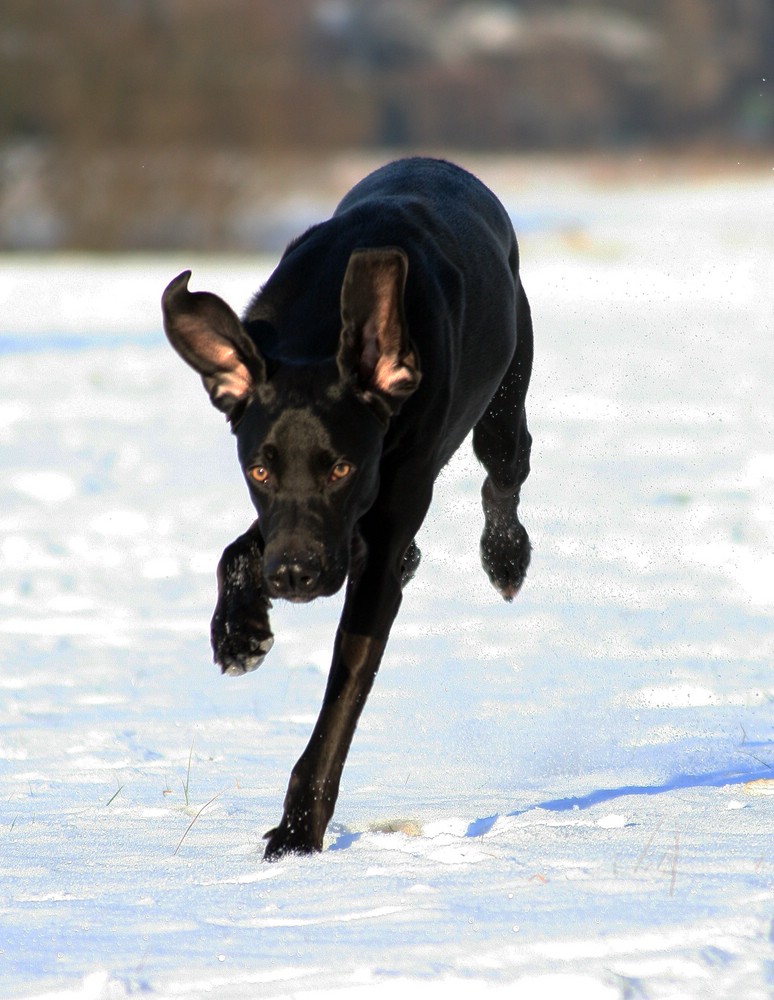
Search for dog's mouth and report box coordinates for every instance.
[267,576,347,603]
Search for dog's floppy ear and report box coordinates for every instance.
[162,270,266,420]
[337,248,421,413]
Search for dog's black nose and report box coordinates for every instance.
[265,554,322,600]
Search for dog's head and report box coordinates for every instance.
[162,248,421,602]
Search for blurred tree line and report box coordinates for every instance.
[1,0,772,249]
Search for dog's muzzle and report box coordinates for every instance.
[263,542,348,603]
[263,548,321,602]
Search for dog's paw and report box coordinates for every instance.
[480,519,531,601]
[219,635,274,676]
[262,819,323,861]
[211,615,274,676]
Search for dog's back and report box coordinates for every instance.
[336,157,517,268]
[245,158,521,467]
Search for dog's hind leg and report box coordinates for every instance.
[473,280,533,601]
[211,520,274,675]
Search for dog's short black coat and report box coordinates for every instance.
[162,157,533,859]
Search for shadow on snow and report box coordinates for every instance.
[329,759,773,851]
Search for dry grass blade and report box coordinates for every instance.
[174,792,222,857]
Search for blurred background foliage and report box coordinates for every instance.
[1,0,772,250]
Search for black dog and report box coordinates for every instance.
[162,158,533,859]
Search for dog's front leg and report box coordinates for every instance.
[211,520,274,676]
[263,478,431,860]
[263,624,390,858]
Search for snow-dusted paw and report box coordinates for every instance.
[263,817,323,860]
[219,634,274,676]
[212,616,274,676]
[480,518,531,601]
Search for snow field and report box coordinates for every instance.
[1,170,773,998]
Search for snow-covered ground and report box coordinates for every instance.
[1,166,773,999]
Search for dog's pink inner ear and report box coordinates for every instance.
[372,350,420,396]
[162,271,265,417]
[340,248,421,402]
[179,320,253,400]
[208,349,254,406]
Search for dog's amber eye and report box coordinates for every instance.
[329,462,352,482]
[249,466,270,485]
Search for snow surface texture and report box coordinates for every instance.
[1,172,773,999]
